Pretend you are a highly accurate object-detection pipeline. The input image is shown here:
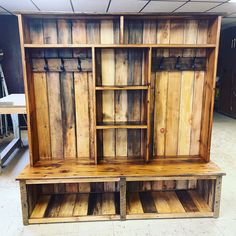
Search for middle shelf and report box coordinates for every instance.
[96,121,148,129]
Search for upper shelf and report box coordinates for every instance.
[24,44,216,49]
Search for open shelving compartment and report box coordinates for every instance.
[95,47,151,163]
[17,14,225,225]
[25,179,121,224]
[126,177,219,219]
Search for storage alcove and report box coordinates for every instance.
[16,14,225,224]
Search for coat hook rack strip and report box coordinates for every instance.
[31,58,92,72]
[152,57,207,72]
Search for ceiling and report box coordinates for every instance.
[0,0,236,29]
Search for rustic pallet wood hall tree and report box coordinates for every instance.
[16,14,225,224]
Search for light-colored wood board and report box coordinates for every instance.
[72,20,87,44]
[33,73,51,158]
[60,73,76,158]
[73,194,89,216]
[58,194,76,217]
[143,20,157,44]
[178,71,194,155]
[31,195,51,218]
[190,71,205,155]
[47,73,63,159]
[165,72,181,156]
[101,20,114,44]
[154,72,168,156]
[101,49,115,157]
[157,20,170,44]
[127,192,143,214]
[115,49,128,157]
[102,193,116,215]
[74,72,90,158]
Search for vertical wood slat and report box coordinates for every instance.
[18,15,40,165]
[165,20,184,156]
[153,20,170,157]
[47,73,63,159]
[200,17,221,162]
[128,50,142,157]
[61,73,76,159]
[74,73,90,158]
[33,73,51,158]
[120,16,124,44]
[178,21,197,155]
[146,48,152,161]
[115,50,128,157]
[92,47,97,164]
[101,20,115,159]
[190,20,208,155]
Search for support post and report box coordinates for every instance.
[213,176,222,218]
[19,181,29,225]
[120,177,126,220]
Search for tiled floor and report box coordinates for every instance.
[0,112,235,236]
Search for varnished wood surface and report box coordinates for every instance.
[17,159,224,180]
[24,43,216,49]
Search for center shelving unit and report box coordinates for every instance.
[17,14,225,224]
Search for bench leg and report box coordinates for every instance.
[19,181,29,225]
[213,176,222,218]
[120,177,126,220]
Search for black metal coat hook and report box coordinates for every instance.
[159,57,164,70]
[60,58,65,71]
[77,58,82,72]
[175,56,181,70]
[44,58,49,72]
[191,56,196,70]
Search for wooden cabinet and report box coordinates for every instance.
[218,27,236,118]
[16,14,225,224]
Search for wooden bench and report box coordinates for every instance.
[17,159,225,224]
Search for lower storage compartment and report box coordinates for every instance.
[126,190,213,219]
[19,175,223,224]
[29,192,120,223]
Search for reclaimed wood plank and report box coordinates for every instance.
[115,50,128,157]
[102,193,116,215]
[31,195,51,218]
[176,190,199,212]
[72,20,86,44]
[45,195,63,217]
[127,192,143,214]
[139,192,157,213]
[33,73,51,158]
[188,190,211,212]
[73,194,89,216]
[47,73,63,159]
[74,72,90,158]
[58,194,76,217]
[101,49,115,158]
[154,72,168,156]
[61,73,76,158]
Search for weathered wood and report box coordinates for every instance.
[47,73,63,159]
[58,194,76,217]
[31,195,51,218]
[74,72,90,158]
[33,73,51,158]
[60,73,76,159]
[120,177,126,220]
[213,176,222,218]
[73,194,89,216]
[19,181,29,225]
